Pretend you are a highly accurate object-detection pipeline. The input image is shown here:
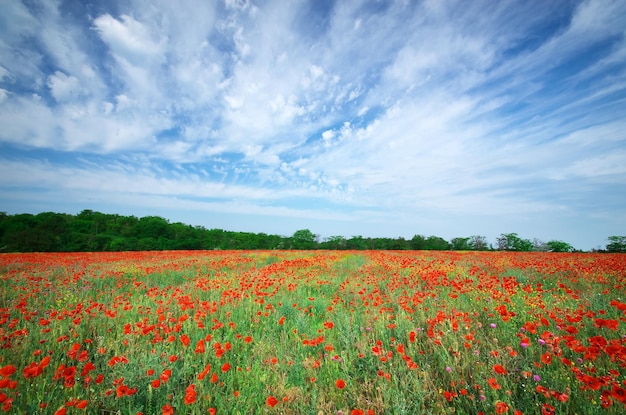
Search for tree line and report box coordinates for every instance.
[0,210,624,253]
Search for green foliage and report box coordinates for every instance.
[0,210,584,253]
[0,211,285,252]
[496,233,533,251]
[410,234,450,250]
[606,236,626,252]
[410,234,426,250]
[320,235,347,249]
[546,240,575,252]
[291,229,317,249]
[450,237,471,250]
[469,235,489,250]
[425,235,450,250]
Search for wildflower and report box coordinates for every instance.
[336,379,346,389]
[611,385,626,404]
[556,393,569,403]
[162,404,174,415]
[493,364,507,375]
[495,401,510,414]
[595,318,619,330]
[0,366,16,378]
[266,396,279,407]
[160,369,172,383]
[184,384,197,405]
[487,377,501,390]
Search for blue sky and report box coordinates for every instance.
[1,0,625,250]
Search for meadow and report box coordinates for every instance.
[0,250,625,414]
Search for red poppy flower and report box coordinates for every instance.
[266,396,279,407]
[541,404,555,415]
[0,365,16,378]
[160,369,171,383]
[336,379,346,389]
[180,334,190,347]
[487,377,501,390]
[495,401,510,414]
[493,364,507,375]
[184,384,197,405]
[75,400,88,409]
[611,385,626,403]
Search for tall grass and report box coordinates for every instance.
[0,250,624,414]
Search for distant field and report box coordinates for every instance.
[0,251,625,414]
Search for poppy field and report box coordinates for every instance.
[1,250,625,414]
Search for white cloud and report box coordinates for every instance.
[0,0,624,250]
[47,71,82,102]
[92,14,166,65]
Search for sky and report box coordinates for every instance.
[1,0,625,250]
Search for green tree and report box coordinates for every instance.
[321,236,347,249]
[532,238,548,252]
[291,229,317,249]
[347,235,368,250]
[135,216,170,240]
[450,237,471,251]
[546,240,574,252]
[606,236,626,253]
[496,233,533,251]
[410,234,426,250]
[425,236,450,250]
[388,237,409,250]
[469,235,488,250]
